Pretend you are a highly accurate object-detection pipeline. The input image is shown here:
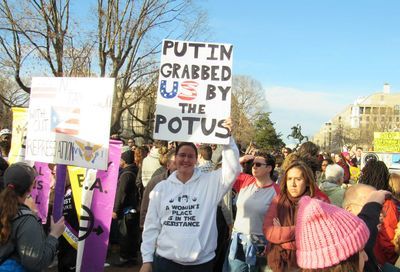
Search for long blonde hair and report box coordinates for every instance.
[389,173,400,199]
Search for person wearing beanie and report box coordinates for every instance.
[319,164,345,207]
[263,160,331,272]
[112,150,140,267]
[0,162,65,271]
[296,196,369,271]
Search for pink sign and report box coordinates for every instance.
[31,162,52,224]
[79,140,122,271]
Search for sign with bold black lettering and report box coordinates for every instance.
[154,40,233,144]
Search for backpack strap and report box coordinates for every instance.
[13,209,35,221]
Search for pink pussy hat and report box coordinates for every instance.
[296,196,369,269]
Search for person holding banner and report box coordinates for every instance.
[140,118,241,272]
[0,162,65,271]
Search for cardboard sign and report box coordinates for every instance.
[25,77,114,170]
[361,151,400,171]
[8,107,28,164]
[374,132,400,153]
[31,162,52,224]
[76,140,122,271]
[153,40,233,144]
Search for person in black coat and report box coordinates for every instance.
[112,150,140,266]
[343,184,392,272]
[0,156,9,192]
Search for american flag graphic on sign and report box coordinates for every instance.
[51,107,80,135]
[177,81,198,100]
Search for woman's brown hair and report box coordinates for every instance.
[134,146,148,167]
[389,172,400,199]
[0,187,20,244]
[302,251,360,272]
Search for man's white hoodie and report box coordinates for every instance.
[141,137,241,265]
[141,147,161,187]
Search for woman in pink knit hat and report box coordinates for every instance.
[295,196,369,271]
[263,160,323,272]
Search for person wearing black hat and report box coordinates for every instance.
[0,162,65,271]
[112,150,140,266]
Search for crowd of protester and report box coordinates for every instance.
[1,124,400,272]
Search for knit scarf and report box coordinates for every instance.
[267,192,309,272]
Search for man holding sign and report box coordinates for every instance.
[140,40,238,272]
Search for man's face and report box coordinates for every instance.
[356,148,362,157]
[0,134,11,144]
[0,134,11,152]
[128,139,134,147]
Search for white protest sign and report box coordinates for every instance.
[26,77,115,170]
[153,40,233,144]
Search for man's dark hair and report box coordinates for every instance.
[297,141,320,157]
[359,160,390,191]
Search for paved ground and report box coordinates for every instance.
[48,245,142,272]
[48,259,141,272]
[105,263,141,272]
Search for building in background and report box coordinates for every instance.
[313,83,400,152]
[120,92,157,146]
